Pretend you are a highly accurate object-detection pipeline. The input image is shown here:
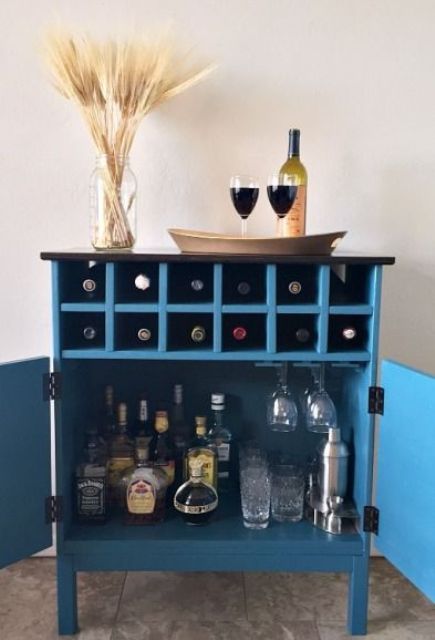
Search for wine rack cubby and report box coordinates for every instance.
[53,257,383,360]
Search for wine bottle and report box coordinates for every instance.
[342,327,357,341]
[288,280,302,296]
[237,281,251,296]
[208,393,232,491]
[295,328,311,344]
[137,328,152,342]
[190,279,204,292]
[82,278,97,297]
[191,325,206,343]
[134,273,151,291]
[232,326,247,341]
[279,129,307,237]
[83,326,97,340]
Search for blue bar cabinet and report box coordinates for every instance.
[1,249,434,635]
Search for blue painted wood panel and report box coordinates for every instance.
[376,360,435,602]
[0,357,52,568]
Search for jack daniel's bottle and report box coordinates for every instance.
[75,430,107,523]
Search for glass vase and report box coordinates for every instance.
[90,154,137,250]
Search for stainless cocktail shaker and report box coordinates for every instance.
[317,427,349,512]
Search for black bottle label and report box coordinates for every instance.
[76,477,106,519]
[174,497,218,514]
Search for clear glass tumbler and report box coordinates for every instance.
[239,460,271,529]
[271,464,305,522]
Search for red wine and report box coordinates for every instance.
[267,185,297,217]
[230,187,259,219]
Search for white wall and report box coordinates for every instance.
[1,0,435,374]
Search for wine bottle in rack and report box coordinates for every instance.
[83,326,97,341]
[237,281,251,296]
[134,273,151,291]
[232,326,247,342]
[279,129,307,237]
[329,319,364,351]
[137,327,152,343]
[295,328,311,344]
[190,279,205,292]
[191,325,207,343]
[82,278,97,298]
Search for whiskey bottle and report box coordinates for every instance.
[150,410,175,485]
[75,431,107,523]
[107,402,134,509]
[101,385,116,454]
[184,416,218,489]
[208,393,232,490]
[122,444,168,525]
[174,458,218,526]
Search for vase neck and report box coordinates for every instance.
[96,154,129,168]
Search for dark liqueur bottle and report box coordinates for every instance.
[174,459,218,525]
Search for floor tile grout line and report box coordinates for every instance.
[241,571,249,622]
[109,571,128,640]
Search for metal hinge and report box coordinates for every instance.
[45,496,64,523]
[368,386,384,415]
[363,506,379,534]
[43,372,62,401]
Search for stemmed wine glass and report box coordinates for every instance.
[230,175,259,238]
[267,174,297,237]
[267,362,298,432]
[306,364,338,433]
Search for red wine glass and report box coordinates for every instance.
[230,175,259,238]
[267,174,298,237]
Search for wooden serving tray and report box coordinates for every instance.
[168,228,347,256]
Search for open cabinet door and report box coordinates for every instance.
[376,360,435,602]
[0,357,53,568]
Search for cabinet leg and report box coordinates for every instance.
[347,555,369,635]
[57,555,78,635]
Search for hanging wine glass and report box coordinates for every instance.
[301,367,320,417]
[267,362,298,432]
[306,364,337,433]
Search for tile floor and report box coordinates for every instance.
[0,558,434,639]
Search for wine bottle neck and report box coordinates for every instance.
[288,129,301,158]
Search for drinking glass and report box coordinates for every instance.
[271,464,305,522]
[306,364,338,433]
[230,175,259,238]
[239,458,271,529]
[267,363,298,432]
[267,174,297,237]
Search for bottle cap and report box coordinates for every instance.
[137,328,152,342]
[82,278,96,293]
[211,393,225,410]
[191,279,204,291]
[138,398,148,422]
[105,385,114,404]
[343,327,357,340]
[233,326,247,341]
[237,281,251,295]
[155,410,169,433]
[134,274,151,291]
[295,328,310,343]
[191,326,206,343]
[136,446,149,462]
[83,326,96,340]
[288,281,302,295]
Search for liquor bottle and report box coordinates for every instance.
[134,394,154,446]
[174,458,218,526]
[75,431,107,523]
[184,416,218,489]
[107,402,134,509]
[191,325,206,343]
[150,410,175,485]
[103,385,116,441]
[279,129,307,237]
[208,393,232,490]
[171,384,191,460]
[122,444,168,525]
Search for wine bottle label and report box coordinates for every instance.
[76,477,106,517]
[282,185,306,237]
[155,460,175,485]
[127,479,156,514]
[155,413,169,433]
[174,497,218,514]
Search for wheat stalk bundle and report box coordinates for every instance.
[42,28,214,248]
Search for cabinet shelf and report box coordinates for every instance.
[329,305,373,316]
[60,303,106,312]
